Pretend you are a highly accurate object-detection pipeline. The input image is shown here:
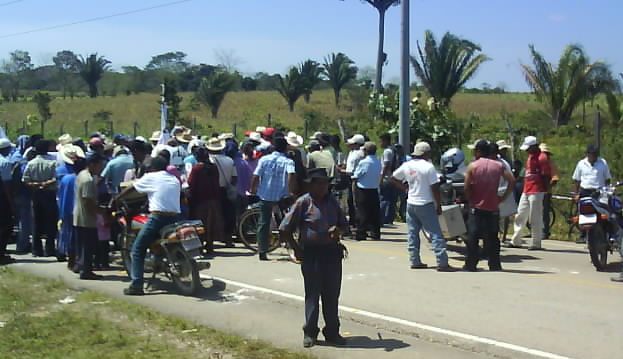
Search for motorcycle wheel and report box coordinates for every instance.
[588,224,609,271]
[168,244,201,296]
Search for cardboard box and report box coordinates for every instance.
[439,204,467,238]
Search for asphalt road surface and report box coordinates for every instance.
[7,224,623,359]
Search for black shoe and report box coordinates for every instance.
[576,238,587,244]
[71,266,81,274]
[56,256,67,262]
[462,265,478,272]
[224,242,235,248]
[410,263,428,269]
[259,253,269,261]
[79,272,103,280]
[489,266,503,272]
[303,335,316,348]
[437,265,458,272]
[324,334,346,346]
[0,255,16,265]
[123,286,145,296]
[32,252,44,258]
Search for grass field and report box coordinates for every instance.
[0,267,314,359]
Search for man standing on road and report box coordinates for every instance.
[379,133,401,227]
[508,136,551,250]
[352,142,382,241]
[464,140,515,271]
[572,144,611,243]
[0,138,16,265]
[340,134,365,228]
[73,153,106,280]
[249,137,296,261]
[391,142,454,271]
[279,168,348,348]
[207,137,237,247]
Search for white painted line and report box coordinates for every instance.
[201,274,572,359]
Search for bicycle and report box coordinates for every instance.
[237,196,295,254]
[551,192,581,241]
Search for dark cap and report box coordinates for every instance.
[474,139,490,154]
[586,144,599,154]
[304,168,330,183]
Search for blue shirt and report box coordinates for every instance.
[101,154,134,194]
[253,151,295,202]
[56,163,75,181]
[353,155,382,189]
[58,173,77,221]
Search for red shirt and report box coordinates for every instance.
[187,162,221,207]
[468,158,504,212]
[523,151,551,194]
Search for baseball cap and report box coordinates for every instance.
[519,136,538,151]
[412,142,431,156]
[0,138,14,150]
[346,134,365,145]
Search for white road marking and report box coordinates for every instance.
[570,271,580,275]
[201,274,572,359]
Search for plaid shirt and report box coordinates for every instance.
[253,151,295,202]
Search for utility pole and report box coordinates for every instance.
[398,0,410,149]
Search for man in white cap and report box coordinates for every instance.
[341,134,365,228]
[0,138,16,264]
[391,142,454,271]
[508,136,551,250]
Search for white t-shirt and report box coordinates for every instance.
[345,149,364,173]
[572,158,612,190]
[210,154,237,187]
[392,159,439,206]
[168,145,188,167]
[133,171,181,213]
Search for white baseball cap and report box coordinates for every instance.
[346,134,365,145]
[0,138,14,150]
[412,142,431,156]
[519,136,538,151]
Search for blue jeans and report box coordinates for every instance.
[406,203,448,266]
[130,214,179,288]
[15,194,32,252]
[257,200,277,254]
[380,181,398,225]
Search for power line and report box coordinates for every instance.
[0,0,193,39]
[0,0,25,7]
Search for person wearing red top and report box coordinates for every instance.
[464,140,515,271]
[509,136,551,250]
[187,147,223,255]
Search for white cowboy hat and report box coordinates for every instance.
[309,131,323,140]
[248,132,262,143]
[218,133,235,141]
[150,131,161,142]
[496,140,512,150]
[60,144,85,165]
[206,137,226,152]
[286,131,304,148]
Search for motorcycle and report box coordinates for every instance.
[575,183,623,271]
[113,194,210,296]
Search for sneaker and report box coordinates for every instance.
[123,286,145,296]
[79,272,103,280]
[324,334,346,346]
[259,253,269,261]
[303,335,316,348]
[437,265,458,272]
[503,242,521,248]
[611,274,623,282]
[410,263,428,269]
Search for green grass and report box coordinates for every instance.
[0,267,314,359]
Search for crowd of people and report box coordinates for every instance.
[1,125,622,347]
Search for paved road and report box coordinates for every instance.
[8,224,623,359]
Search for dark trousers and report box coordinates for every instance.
[95,240,110,266]
[379,180,398,225]
[347,181,356,226]
[257,200,277,254]
[465,209,501,270]
[220,189,236,244]
[355,188,381,240]
[0,211,12,257]
[76,227,98,275]
[543,193,552,237]
[301,245,343,338]
[32,190,58,256]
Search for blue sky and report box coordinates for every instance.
[0,0,621,91]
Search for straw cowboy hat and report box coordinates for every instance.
[218,133,235,141]
[286,131,304,148]
[539,143,552,154]
[60,144,85,165]
[56,133,73,151]
[496,140,512,150]
[150,131,162,142]
[206,137,226,152]
[175,132,193,144]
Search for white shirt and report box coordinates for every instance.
[133,171,181,213]
[210,154,237,187]
[572,157,611,190]
[168,145,188,167]
[392,159,439,206]
[345,149,364,173]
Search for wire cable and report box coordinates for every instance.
[0,0,193,39]
[0,0,25,7]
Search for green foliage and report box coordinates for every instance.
[521,44,618,126]
[196,71,236,118]
[411,30,489,107]
[277,67,306,112]
[323,52,358,107]
[145,51,189,72]
[76,54,111,98]
[93,110,113,135]
[32,91,52,135]
[1,50,33,101]
[299,60,323,103]
[162,77,183,126]
[52,50,79,99]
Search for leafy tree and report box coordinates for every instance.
[145,51,189,73]
[299,59,322,103]
[122,66,147,94]
[342,0,399,91]
[76,54,111,98]
[93,110,113,135]
[162,77,182,126]
[32,91,52,134]
[52,50,78,99]
[323,53,358,107]
[196,71,236,118]
[521,44,619,126]
[1,50,33,101]
[277,67,306,112]
[411,31,489,107]
[241,76,258,91]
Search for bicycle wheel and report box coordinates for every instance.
[549,205,556,228]
[237,208,279,252]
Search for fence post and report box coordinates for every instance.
[133,121,139,138]
[84,120,89,138]
[304,117,309,140]
[4,122,8,137]
[595,107,602,151]
[21,119,26,135]
[232,123,237,138]
[59,124,64,136]
[267,113,272,127]
[193,116,197,132]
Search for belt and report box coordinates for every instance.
[151,211,178,216]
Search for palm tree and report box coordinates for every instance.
[196,71,236,118]
[344,0,399,92]
[521,44,618,126]
[277,67,306,112]
[411,31,489,107]
[299,60,323,103]
[76,54,111,98]
[323,53,358,107]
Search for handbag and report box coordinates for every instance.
[213,157,238,202]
